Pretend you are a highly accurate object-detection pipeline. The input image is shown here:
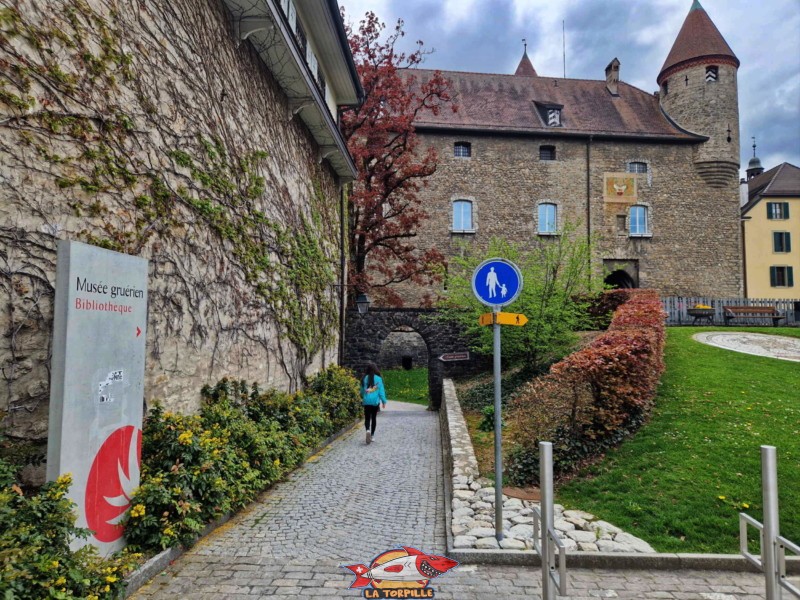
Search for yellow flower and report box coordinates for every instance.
[163,526,175,537]
[177,431,193,445]
[104,585,111,593]
[130,504,146,518]
[55,474,72,486]
[718,495,726,500]
[55,577,66,586]
[87,595,99,600]
[51,560,59,568]
[273,459,281,467]
[105,575,118,583]
[742,503,750,509]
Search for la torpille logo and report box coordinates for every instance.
[85,425,141,543]
[343,546,458,598]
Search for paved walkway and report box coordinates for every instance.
[132,401,770,599]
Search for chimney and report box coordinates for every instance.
[605,58,620,96]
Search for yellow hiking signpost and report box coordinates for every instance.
[479,312,528,327]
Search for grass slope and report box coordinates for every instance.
[557,327,800,554]
[381,367,430,406]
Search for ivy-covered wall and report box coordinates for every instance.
[0,0,344,455]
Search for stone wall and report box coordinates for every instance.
[0,0,343,450]
[343,309,483,409]
[389,131,742,306]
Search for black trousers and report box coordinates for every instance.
[364,405,379,435]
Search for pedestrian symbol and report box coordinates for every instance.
[472,258,523,307]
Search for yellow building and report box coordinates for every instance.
[742,162,800,298]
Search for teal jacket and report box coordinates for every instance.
[360,374,387,407]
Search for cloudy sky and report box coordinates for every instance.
[340,0,800,176]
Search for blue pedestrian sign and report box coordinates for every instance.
[472,258,523,307]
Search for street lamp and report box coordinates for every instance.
[355,293,370,316]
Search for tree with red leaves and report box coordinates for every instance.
[340,10,456,307]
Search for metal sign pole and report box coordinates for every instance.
[761,445,781,600]
[493,305,503,541]
[540,441,554,600]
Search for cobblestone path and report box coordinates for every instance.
[132,402,772,599]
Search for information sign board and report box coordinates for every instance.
[47,241,148,555]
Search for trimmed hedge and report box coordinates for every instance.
[507,290,666,484]
[124,365,360,551]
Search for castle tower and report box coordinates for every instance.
[515,46,537,77]
[658,0,740,187]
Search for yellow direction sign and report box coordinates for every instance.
[479,312,528,326]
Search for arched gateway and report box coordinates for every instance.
[343,309,480,409]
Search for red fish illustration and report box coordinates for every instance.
[344,547,458,588]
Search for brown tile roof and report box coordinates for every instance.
[407,69,701,140]
[515,52,537,77]
[743,163,800,215]
[658,1,738,83]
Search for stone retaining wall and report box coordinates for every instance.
[440,378,656,554]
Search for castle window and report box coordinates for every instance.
[629,205,650,236]
[773,232,791,253]
[452,200,474,231]
[537,203,557,234]
[627,161,648,174]
[705,66,719,82]
[454,142,472,158]
[539,145,556,161]
[767,202,789,220]
[770,266,794,288]
[547,108,561,127]
[662,80,668,95]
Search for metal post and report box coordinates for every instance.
[761,445,781,600]
[493,306,503,541]
[540,441,554,600]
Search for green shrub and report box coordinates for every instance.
[306,365,361,432]
[0,463,138,599]
[126,365,361,552]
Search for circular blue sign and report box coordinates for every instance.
[471,258,523,307]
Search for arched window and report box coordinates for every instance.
[539,145,556,161]
[627,161,648,174]
[629,205,649,236]
[452,200,473,231]
[454,141,472,158]
[538,203,557,234]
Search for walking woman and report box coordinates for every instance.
[360,363,387,444]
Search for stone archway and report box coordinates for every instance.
[342,309,477,409]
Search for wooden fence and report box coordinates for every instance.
[661,297,800,326]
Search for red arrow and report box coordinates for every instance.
[136,326,141,337]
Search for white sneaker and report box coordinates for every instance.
[366,431,371,444]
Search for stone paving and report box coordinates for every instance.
[693,332,800,362]
[132,400,772,599]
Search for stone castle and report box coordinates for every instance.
[390,0,743,306]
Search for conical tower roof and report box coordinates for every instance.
[658,0,738,84]
[515,51,537,77]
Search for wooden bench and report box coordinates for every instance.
[722,306,786,327]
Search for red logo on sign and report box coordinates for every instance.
[85,425,142,543]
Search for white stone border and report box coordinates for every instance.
[440,378,655,553]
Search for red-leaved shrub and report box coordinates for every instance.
[506,290,666,484]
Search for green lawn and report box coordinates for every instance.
[557,327,800,553]
[381,367,430,406]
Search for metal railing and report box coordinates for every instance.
[532,442,568,599]
[739,445,800,599]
